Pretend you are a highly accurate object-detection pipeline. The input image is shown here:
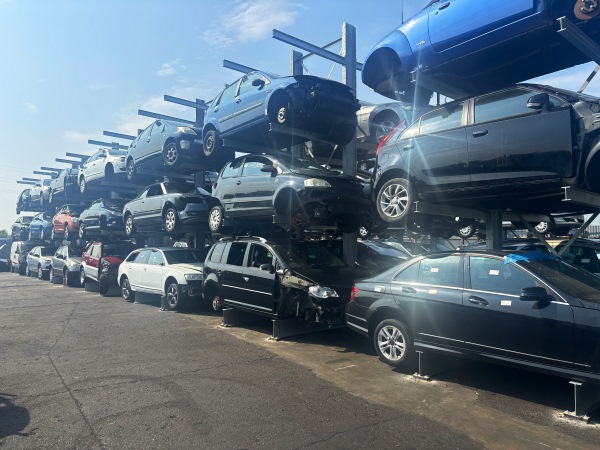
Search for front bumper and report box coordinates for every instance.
[177,137,204,161]
[182,280,203,297]
[179,203,210,226]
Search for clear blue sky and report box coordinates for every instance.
[0,0,598,232]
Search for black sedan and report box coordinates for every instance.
[123,182,211,236]
[346,250,600,383]
[79,198,126,238]
[208,154,370,234]
[373,84,600,228]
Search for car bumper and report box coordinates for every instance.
[179,204,209,225]
[182,280,203,297]
[177,137,204,160]
[300,188,371,212]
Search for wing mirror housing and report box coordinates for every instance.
[252,79,265,89]
[519,286,551,302]
[527,93,551,110]
[260,165,277,174]
[259,263,275,273]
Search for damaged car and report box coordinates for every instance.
[202,236,354,325]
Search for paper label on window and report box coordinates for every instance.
[431,268,439,273]
[501,300,512,306]
[429,289,437,294]
[582,259,590,263]
[489,270,500,276]
[374,286,384,292]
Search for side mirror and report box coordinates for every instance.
[520,286,551,302]
[260,165,277,174]
[252,79,265,89]
[527,93,550,110]
[259,263,274,273]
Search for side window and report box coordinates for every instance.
[209,243,226,263]
[125,251,139,262]
[134,250,151,264]
[141,124,153,140]
[90,245,101,259]
[147,251,164,266]
[393,261,420,282]
[398,121,418,140]
[226,243,247,266]
[237,73,267,96]
[419,102,464,135]
[469,256,539,295]
[137,189,149,200]
[216,82,239,106]
[242,157,270,177]
[561,246,600,274]
[247,244,273,268]
[151,121,164,134]
[146,185,161,197]
[220,159,243,178]
[474,89,536,124]
[418,255,462,288]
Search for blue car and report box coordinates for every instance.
[202,71,359,157]
[362,0,600,105]
[28,211,54,241]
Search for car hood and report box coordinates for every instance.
[281,266,354,293]
[171,263,204,273]
[289,75,354,93]
[103,256,124,265]
[288,168,364,185]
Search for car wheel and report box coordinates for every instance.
[534,221,552,234]
[79,269,86,288]
[28,230,33,241]
[373,114,399,144]
[126,159,136,182]
[124,214,135,237]
[49,190,54,204]
[99,274,110,296]
[25,265,31,277]
[79,177,86,194]
[376,178,414,224]
[208,205,224,233]
[211,293,222,312]
[163,142,179,166]
[361,205,389,238]
[163,208,180,233]
[18,265,26,276]
[203,129,219,157]
[358,227,370,240]
[79,223,86,239]
[457,224,476,239]
[373,318,413,368]
[121,276,135,301]
[105,164,114,179]
[166,282,184,310]
[64,224,70,241]
[37,265,43,280]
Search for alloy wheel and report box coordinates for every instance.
[167,284,179,309]
[164,210,177,232]
[125,216,134,236]
[377,325,406,363]
[375,120,397,143]
[165,144,178,165]
[208,207,222,232]
[380,183,409,219]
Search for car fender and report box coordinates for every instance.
[362,29,416,89]
[584,135,600,176]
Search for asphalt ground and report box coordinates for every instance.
[0,272,599,449]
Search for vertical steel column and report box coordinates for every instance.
[341,22,358,267]
[290,50,305,159]
[486,209,503,250]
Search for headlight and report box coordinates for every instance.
[308,285,338,298]
[177,126,197,135]
[304,178,331,188]
[185,273,202,281]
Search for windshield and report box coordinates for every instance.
[40,247,57,256]
[43,179,52,186]
[103,244,136,259]
[512,255,600,303]
[107,149,127,156]
[104,200,125,211]
[539,85,599,103]
[21,216,33,223]
[164,249,208,265]
[275,154,336,173]
[272,241,346,271]
[163,183,210,196]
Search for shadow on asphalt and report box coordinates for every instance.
[0,392,30,438]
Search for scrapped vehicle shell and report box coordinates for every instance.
[50,168,79,198]
[356,101,431,144]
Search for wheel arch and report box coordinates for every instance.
[367,306,411,339]
[164,275,179,295]
[373,168,414,199]
[203,279,220,300]
[370,109,401,136]
[274,187,301,215]
[161,201,178,217]
[583,132,600,191]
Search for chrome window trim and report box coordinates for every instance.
[465,341,572,365]
[346,313,367,323]
[346,321,369,334]
[222,284,271,296]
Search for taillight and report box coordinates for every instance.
[349,286,358,302]
[375,120,405,156]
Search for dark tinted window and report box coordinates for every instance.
[247,244,273,268]
[226,243,247,266]
[40,247,57,257]
[209,243,226,263]
[556,244,600,275]
[393,261,420,282]
[469,256,538,295]
[474,89,534,124]
[272,242,346,271]
[418,255,462,288]
[419,102,464,134]
[163,249,207,264]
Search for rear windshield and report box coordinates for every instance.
[272,241,346,271]
[40,247,57,256]
[22,217,33,223]
[103,244,136,259]
[163,249,208,264]
[163,183,210,196]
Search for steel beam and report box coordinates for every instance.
[87,140,128,150]
[33,171,56,177]
[223,59,258,74]
[65,152,91,160]
[563,186,600,208]
[55,158,83,166]
[137,109,195,126]
[558,16,600,65]
[103,130,136,140]
[22,177,41,181]
[164,95,208,111]
[17,181,36,185]
[40,167,61,172]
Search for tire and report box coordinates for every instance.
[372,113,399,144]
[105,165,114,179]
[210,293,222,312]
[64,224,70,241]
[534,221,552,234]
[165,282,185,310]
[203,129,219,157]
[457,224,476,239]
[126,159,136,182]
[49,190,54,205]
[208,205,224,233]
[18,265,26,276]
[268,93,292,125]
[124,214,135,237]
[98,274,110,296]
[79,177,86,194]
[79,223,86,239]
[79,269,86,288]
[376,178,414,224]
[358,227,370,240]
[163,142,179,167]
[37,265,43,280]
[373,318,413,368]
[40,228,45,241]
[163,208,180,233]
[121,276,135,301]
[25,265,31,277]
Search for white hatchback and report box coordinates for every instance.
[118,247,207,310]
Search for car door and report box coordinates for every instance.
[212,80,241,134]
[144,250,165,293]
[91,150,107,180]
[467,87,573,182]
[390,254,465,348]
[463,254,574,368]
[30,181,42,202]
[233,73,269,127]
[145,121,164,159]
[86,244,101,280]
[232,156,276,215]
[397,102,469,187]
[214,159,243,214]
[141,184,165,225]
[128,188,148,219]
[220,242,252,308]
[241,243,277,313]
[125,249,151,290]
[427,0,539,54]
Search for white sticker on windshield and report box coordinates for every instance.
[431,268,439,273]
[582,259,590,263]
[429,289,437,294]
[501,300,512,306]
[489,270,500,276]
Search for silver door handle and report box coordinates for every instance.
[243,277,249,282]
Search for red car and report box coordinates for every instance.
[51,204,83,241]
[79,241,137,295]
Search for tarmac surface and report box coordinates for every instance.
[1,272,599,449]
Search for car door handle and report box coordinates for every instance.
[472,130,488,138]
[438,2,451,11]
[243,277,249,282]
[468,296,489,306]
[401,286,417,294]
[216,270,222,276]
[236,180,242,185]
[235,97,241,103]
[403,140,414,150]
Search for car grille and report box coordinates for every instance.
[187,280,203,296]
